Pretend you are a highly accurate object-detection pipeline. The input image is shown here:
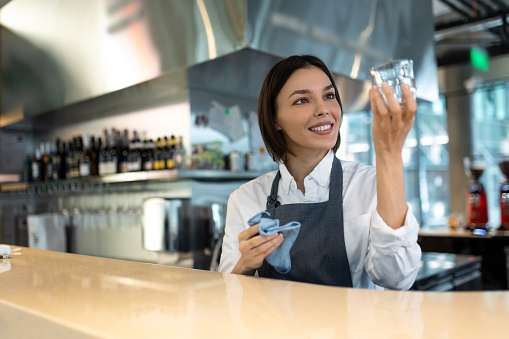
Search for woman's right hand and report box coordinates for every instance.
[232,224,284,275]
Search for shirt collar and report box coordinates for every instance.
[278,150,334,194]
[308,150,334,186]
[279,161,294,195]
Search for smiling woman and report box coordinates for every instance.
[219,55,422,290]
[258,56,343,165]
[274,68,340,168]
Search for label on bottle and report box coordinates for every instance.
[99,162,106,176]
[144,160,153,171]
[107,160,117,174]
[167,159,175,169]
[120,162,129,173]
[80,164,91,177]
[155,160,164,170]
[45,163,53,180]
[31,162,40,181]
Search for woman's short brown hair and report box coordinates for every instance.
[257,55,343,163]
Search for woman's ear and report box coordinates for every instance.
[274,121,282,130]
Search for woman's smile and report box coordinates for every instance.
[309,122,334,134]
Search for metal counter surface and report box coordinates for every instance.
[0,246,508,338]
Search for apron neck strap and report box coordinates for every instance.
[266,170,281,208]
[328,156,342,200]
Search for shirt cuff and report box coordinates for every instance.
[370,204,419,251]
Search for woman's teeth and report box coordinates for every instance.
[310,124,332,131]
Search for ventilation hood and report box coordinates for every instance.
[0,0,438,130]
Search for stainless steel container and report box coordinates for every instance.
[245,152,254,171]
[141,198,191,253]
[229,151,240,172]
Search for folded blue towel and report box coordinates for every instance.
[247,211,301,274]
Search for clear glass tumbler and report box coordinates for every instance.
[369,59,416,106]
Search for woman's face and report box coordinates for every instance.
[275,66,342,158]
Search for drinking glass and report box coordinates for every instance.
[369,59,416,106]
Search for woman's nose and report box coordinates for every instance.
[314,100,330,116]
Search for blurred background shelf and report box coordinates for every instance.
[0,169,267,192]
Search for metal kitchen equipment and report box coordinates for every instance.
[498,155,509,231]
[464,155,489,231]
[142,198,191,253]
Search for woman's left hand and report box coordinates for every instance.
[369,83,416,229]
[369,83,417,157]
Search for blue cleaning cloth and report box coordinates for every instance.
[247,211,301,274]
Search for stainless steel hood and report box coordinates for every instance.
[1,0,438,130]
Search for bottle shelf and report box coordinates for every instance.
[0,169,267,193]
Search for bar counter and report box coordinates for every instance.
[1,246,508,338]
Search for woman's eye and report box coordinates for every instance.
[294,98,308,105]
[325,92,335,99]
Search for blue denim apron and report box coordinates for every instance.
[258,156,353,287]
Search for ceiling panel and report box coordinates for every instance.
[433,0,509,65]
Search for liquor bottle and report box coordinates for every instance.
[65,141,72,179]
[141,139,148,170]
[42,142,53,182]
[61,141,68,179]
[119,129,129,173]
[154,137,163,170]
[130,130,142,171]
[140,139,146,168]
[167,135,177,169]
[66,140,76,178]
[52,139,62,181]
[74,136,82,177]
[142,139,154,171]
[175,136,185,169]
[109,130,119,174]
[99,131,110,176]
[89,136,99,176]
[79,135,91,177]
[72,137,80,178]
[31,147,42,182]
[162,136,170,169]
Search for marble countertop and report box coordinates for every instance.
[1,245,508,338]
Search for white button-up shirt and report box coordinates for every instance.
[219,150,422,290]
